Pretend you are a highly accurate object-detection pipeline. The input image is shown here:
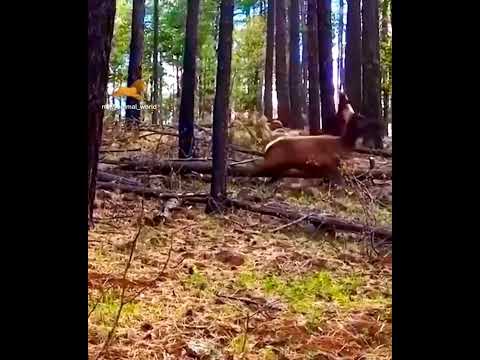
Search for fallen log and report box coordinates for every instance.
[101,159,392,180]
[95,182,391,239]
[224,198,392,239]
[97,171,143,186]
[100,148,142,153]
[96,181,210,200]
[138,130,179,139]
[353,147,392,158]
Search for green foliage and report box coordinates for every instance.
[380,39,392,94]
[380,0,392,96]
[262,271,363,324]
[89,289,142,327]
[232,15,266,111]
[185,270,209,290]
[236,0,260,16]
[236,270,259,289]
[159,0,187,65]
[229,334,252,354]
[110,0,132,85]
[108,0,268,118]
[197,0,219,115]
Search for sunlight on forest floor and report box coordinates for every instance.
[89,122,392,360]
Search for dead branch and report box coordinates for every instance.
[270,214,311,233]
[102,158,391,180]
[138,130,179,139]
[97,171,143,187]
[95,201,144,359]
[224,198,392,240]
[96,181,210,200]
[98,181,391,239]
[99,148,142,153]
[123,224,191,305]
[354,147,392,158]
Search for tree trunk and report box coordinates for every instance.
[152,0,159,124]
[178,0,200,158]
[125,0,145,123]
[380,0,390,126]
[307,0,321,135]
[275,0,291,126]
[174,62,180,120]
[264,0,274,121]
[362,0,383,148]
[317,0,336,133]
[301,0,309,115]
[288,0,304,128]
[345,0,362,111]
[256,66,264,113]
[88,0,116,225]
[159,55,163,126]
[338,0,345,92]
[207,0,234,213]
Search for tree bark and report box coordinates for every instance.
[338,0,345,92]
[380,0,390,125]
[256,66,264,113]
[345,0,362,111]
[125,0,145,123]
[288,0,304,128]
[88,0,116,225]
[151,0,159,125]
[362,0,383,148]
[178,0,200,158]
[307,0,321,135]
[300,0,309,115]
[317,0,336,133]
[207,0,234,213]
[159,54,163,126]
[263,0,275,121]
[275,0,291,126]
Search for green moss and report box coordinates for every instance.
[185,271,209,290]
[229,334,252,355]
[88,289,143,327]
[260,347,278,360]
[261,271,365,324]
[236,270,259,289]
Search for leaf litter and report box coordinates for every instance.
[89,123,392,359]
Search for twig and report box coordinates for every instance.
[138,130,179,139]
[100,148,141,153]
[353,147,392,158]
[270,214,311,233]
[123,224,192,304]
[97,170,142,186]
[230,158,260,166]
[95,200,145,359]
[88,280,112,320]
[96,181,210,200]
[216,294,264,308]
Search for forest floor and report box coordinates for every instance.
[88,122,392,360]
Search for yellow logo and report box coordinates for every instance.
[112,79,145,101]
